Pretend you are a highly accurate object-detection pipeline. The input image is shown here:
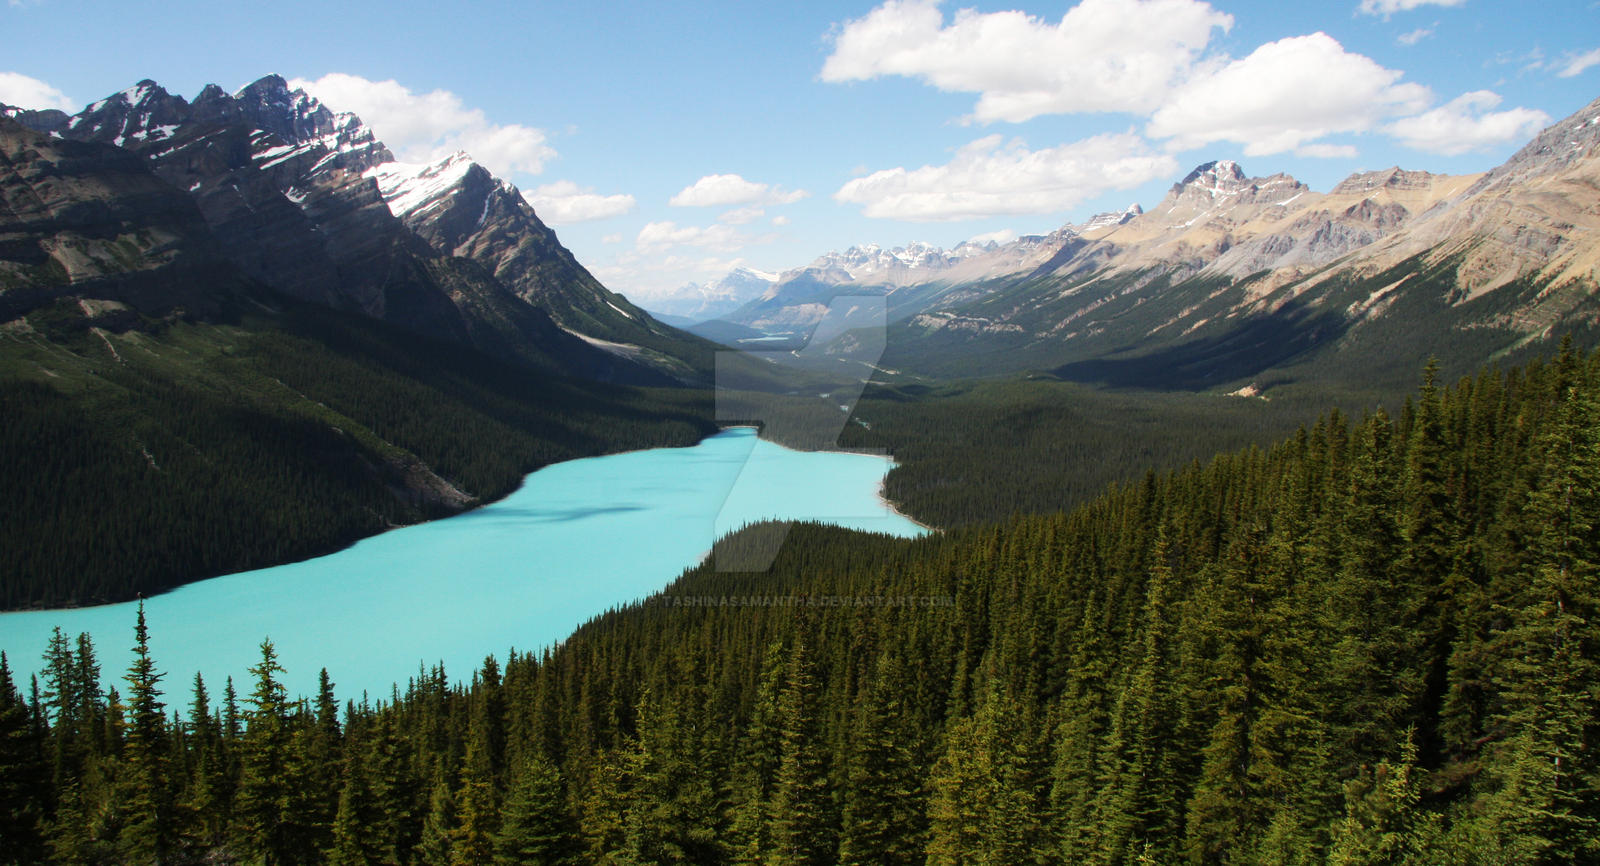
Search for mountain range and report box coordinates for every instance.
[4,75,712,385]
[692,96,1599,392]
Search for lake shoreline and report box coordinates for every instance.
[1,427,927,702]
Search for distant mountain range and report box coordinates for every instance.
[4,75,712,384]
[646,266,781,323]
[687,95,1599,392]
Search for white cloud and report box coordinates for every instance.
[669,173,808,208]
[834,132,1178,222]
[522,180,635,225]
[821,0,1233,123]
[635,221,754,253]
[290,73,556,177]
[719,206,767,225]
[1297,143,1360,159]
[1397,27,1433,46]
[771,215,791,226]
[1357,0,1465,17]
[0,71,75,112]
[1557,47,1600,78]
[1386,90,1551,155]
[592,253,754,303]
[968,228,1018,245]
[1147,33,1431,155]
[602,233,623,244]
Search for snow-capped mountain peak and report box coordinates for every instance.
[64,79,187,148]
[729,265,780,283]
[1077,203,1145,232]
[229,75,391,171]
[803,239,996,281]
[1149,160,1310,229]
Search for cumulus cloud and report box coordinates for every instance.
[834,132,1178,222]
[669,173,808,208]
[522,181,635,225]
[1357,0,1465,16]
[592,253,755,303]
[968,228,1019,245]
[0,71,76,112]
[1386,90,1551,155]
[822,0,1233,123]
[1557,47,1600,78]
[636,221,755,253]
[290,73,556,177]
[1147,32,1431,155]
[1296,143,1360,159]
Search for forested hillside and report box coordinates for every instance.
[837,377,1364,528]
[4,343,1596,864]
[0,300,715,609]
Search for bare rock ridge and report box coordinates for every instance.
[0,113,245,324]
[3,75,711,384]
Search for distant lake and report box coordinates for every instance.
[0,428,926,701]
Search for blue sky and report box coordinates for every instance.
[4,0,1598,307]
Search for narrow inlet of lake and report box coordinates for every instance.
[0,428,926,700]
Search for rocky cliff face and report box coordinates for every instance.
[5,75,712,383]
[1325,94,1600,304]
[0,116,244,323]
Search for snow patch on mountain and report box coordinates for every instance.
[365,153,477,220]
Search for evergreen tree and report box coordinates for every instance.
[730,642,785,864]
[329,748,388,866]
[925,684,1037,865]
[415,775,458,866]
[1184,529,1272,864]
[452,740,499,865]
[1326,730,1434,866]
[40,627,78,793]
[185,672,231,849]
[1091,531,1183,864]
[838,650,925,866]
[366,713,420,862]
[9,348,1599,866]
[768,638,835,866]
[495,755,579,865]
[118,601,177,863]
[0,653,48,864]
[235,639,297,864]
[577,745,634,865]
[1474,369,1600,862]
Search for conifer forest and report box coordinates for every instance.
[4,345,1598,865]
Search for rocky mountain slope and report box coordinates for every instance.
[5,75,711,384]
[0,115,244,324]
[1,109,718,607]
[711,95,1599,392]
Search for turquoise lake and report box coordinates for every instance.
[0,427,927,701]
